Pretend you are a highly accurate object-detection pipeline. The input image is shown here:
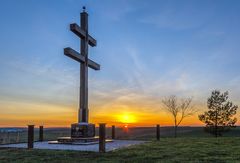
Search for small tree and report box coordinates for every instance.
[162,95,196,137]
[199,90,238,137]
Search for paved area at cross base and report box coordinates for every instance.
[0,140,146,152]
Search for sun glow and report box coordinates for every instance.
[118,114,137,124]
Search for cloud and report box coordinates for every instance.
[138,2,213,30]
[0,55,81,108]
[95,0,136,21]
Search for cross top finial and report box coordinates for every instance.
[83,6,86,12]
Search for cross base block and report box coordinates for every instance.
[71,123,95,138]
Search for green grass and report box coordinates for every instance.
[1,137,240,162]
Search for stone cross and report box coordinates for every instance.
[64,7,100,123]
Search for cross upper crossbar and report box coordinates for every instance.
[70,23,97,47]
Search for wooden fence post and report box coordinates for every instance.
[16,132,20,143]
[7,132,10,144]
[28,125,34,149]
[39,126,43,142]
[99,123,106,152]
[112,125,115,139]
[156,124,160,141]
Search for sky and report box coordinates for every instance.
[0,0,240,127]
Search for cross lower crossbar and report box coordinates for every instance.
[64,47,85,63]
[64,47,100,70]
[88,59,100,70]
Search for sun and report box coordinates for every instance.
[118,114,137,124]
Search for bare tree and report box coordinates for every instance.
[162,95,196,137]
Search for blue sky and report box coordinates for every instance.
[0,0,240,126]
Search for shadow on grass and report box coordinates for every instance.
[1,137,240,162]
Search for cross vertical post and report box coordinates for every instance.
[79,10,88,123]
[64,7,100,138]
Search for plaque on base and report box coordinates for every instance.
[71,123,95,138]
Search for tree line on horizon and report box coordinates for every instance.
[162,90,238,137]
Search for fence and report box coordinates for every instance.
[1,125,240,145]
[0,127,71,145]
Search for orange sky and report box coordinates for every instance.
[1,98,239,127]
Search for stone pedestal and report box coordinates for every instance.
[51,122,98,145]
[71,123,95,138]
[49,122,113,145]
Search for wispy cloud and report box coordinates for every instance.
[138,2,213,30]
[95,0,136,21]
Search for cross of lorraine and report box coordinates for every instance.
[64,7,100,139]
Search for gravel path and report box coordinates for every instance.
[0,140,146,152]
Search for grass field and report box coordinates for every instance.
[1,137,240,162]
[1,127,240,162]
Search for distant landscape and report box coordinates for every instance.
[1,126,240,144]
